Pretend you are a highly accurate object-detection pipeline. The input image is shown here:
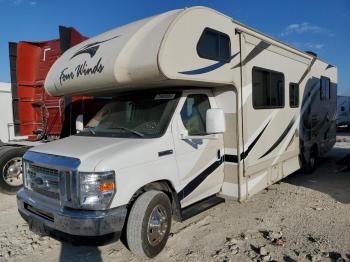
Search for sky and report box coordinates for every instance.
[0,0,349,95]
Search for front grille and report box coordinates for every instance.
[32,187,60,200]
[28,164,59,176]
[27,163,60,201]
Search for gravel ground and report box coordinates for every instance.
[0,137,349,262]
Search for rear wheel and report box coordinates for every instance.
[0,147,27,194]
[303,148,317,174]
[126,190,172,258]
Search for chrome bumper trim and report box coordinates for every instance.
[17,189,127,236]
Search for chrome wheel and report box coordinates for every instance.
[147,204,168,246]
[2,157,22,187]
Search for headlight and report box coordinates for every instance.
[79,171,116,210]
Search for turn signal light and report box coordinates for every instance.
[99,182,115,192]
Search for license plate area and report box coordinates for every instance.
[28,216,48,235]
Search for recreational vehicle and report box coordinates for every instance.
[337,95,350,128]
[17,6,337,258]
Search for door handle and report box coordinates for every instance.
[158,150,174,157]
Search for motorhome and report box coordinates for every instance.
[17,6,337,258]
[337,95,350,128]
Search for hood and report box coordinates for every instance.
[30,134,173,171]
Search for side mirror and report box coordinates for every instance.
[75,114,84,133]
[179,129,189,139]
[206,109,225,134]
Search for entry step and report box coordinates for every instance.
[181,195,225,221]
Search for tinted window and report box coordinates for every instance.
[289,83,299,108]
[252,68,285,109]
[181,94,211,136]
[320,76,331,100]
[197,28,231,62]
[219,35,231,60]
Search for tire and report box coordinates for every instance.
[126,190,172,258]
[0,147,28,194]
[303,150,317,174]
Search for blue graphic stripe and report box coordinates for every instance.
[179,52,239,75]
[179,61,225,75]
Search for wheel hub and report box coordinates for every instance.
[147,204,168,246]
[2,157,23,187]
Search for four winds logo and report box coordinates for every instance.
[70,34,120,60]
[58,34,121,86]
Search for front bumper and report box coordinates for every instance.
[17,189,127,237]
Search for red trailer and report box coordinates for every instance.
[0,26,106,194]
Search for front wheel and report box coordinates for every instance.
[126,190,172,258]
[0,147,27,194]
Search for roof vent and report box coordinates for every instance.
[305,51,317,57]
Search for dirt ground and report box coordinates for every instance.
[0,133,349,262]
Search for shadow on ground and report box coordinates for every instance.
[59,242,102,262]
[284,145,350,204]
[49,230,123,261]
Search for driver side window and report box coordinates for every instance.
[180,94,211,136]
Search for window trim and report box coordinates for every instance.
[252,66,285,110]
[289,82,299,108]
[196,27,231,63]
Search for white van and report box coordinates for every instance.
[17,6,337,258]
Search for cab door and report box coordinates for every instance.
[172,90,224,208]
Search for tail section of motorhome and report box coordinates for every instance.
[17,6,337,258]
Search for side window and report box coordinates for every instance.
[320,76,331,100]
[180,94,211,136]
[341,106,345,112]
[197,28,231,62]
[289,83,299,108]
[252,67,285,109]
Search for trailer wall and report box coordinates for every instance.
[0,83,13,143]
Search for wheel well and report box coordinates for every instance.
[127,180,182,222]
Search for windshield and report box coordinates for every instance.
[78,91,181,138]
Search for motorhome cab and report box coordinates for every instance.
[17,6,337,258]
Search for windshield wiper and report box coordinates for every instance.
[109,126,144,137]
[85,126,96,135]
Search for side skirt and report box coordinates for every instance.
[180,195,225,221]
